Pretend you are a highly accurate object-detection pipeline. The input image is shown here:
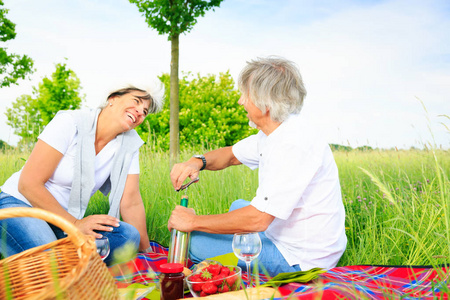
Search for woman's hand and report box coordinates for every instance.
[74,214,120,238]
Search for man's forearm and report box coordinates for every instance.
[191,205,274,234]
[202,146,241,171]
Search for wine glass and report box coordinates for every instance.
[232,232,262,288]
[95,236,110,261]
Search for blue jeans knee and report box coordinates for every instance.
[229,199,251,211]
[101,221,140,265]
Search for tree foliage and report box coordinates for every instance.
[129,0,223,163]
[0,139,13,151]
[129,0,223,39]
[5,62,84,146]
[0,0,34,87]
[36,62,84,124]
[137,72,257,151]
[5,94,41,145]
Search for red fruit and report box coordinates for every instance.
[202,282,218,294]
[207,263,222,276]
[220,267,230,277]
[190,274,202,281]
[226,271,237,286]
[219,284,229,293]
[189,274,204,292]
[200,269,213,281]
[200,291,209,297]
[211,274,225,286]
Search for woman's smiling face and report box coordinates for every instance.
[110,91,150,131]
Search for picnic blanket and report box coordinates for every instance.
[110,241,450,299]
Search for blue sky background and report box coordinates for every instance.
[1,0,449,149]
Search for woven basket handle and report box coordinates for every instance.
[0,207,88,248]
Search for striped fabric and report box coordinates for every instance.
[110,241,450,299]
[278,265,450,299]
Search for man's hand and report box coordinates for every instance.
[168,205,197,232]
[170,159,202,191]
[74,214,120,238]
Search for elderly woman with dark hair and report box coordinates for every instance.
[0,84,164,264]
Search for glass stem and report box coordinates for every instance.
[246,261,252,288]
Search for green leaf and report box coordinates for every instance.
[260,268,326,287]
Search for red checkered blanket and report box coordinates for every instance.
[110,241,450,299]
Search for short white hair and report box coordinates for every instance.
[238,56,307,123]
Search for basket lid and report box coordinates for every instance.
[160,263,184,273]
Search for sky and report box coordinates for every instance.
[1,0,449,149]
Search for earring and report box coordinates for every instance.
[109,102,112,106]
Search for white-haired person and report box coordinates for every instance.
[0,85,163,265]
[168,56,347,276]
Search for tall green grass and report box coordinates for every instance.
[1,147,449,267]
[336,149,449,266]
[0,151,27,185]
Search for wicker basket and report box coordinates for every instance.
[0,207,119,299]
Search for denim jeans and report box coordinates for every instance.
[189,199,301,277]
[0,192,140,265]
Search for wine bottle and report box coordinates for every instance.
[167,195,190,267]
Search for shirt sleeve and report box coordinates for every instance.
[38,111,77,155]
[232,133,260,170]
[128,150,140,174]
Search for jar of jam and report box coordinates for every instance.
[159,263,185,300]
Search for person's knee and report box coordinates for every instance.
[229,199,250,212]
[189,231,235,264]
[117,222,140,247]
[189,231,206,262]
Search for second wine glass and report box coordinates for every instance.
[232,232,262,288]
[95,236,110,261]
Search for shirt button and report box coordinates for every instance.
[264,197,268,201]
[260,153,262,156]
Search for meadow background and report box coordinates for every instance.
[1,0,449,271]
[1,145,449,267]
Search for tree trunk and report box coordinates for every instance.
[169,33,180,165]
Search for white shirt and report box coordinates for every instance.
[1,112,140,211]
[232,113,347,270]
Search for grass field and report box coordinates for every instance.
[1,147,449,267]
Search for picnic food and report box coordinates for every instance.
[185,264,242,297]
[183,267,193,277]
[159,263,185,300]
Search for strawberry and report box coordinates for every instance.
[207,263,222,276]
[200,269,213,281]
[200,291,209,297]
[189,274,202,281]
[189,274,204,292]
[202,282,218,294]
[220,267,230,277]
[218,284,229,293]
[226,270,237,286]
[211,274,225,286]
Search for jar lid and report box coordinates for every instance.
[160,263,184,273]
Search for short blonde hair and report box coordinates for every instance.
[238,56,307,122]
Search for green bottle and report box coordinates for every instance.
[167,195,190,267]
